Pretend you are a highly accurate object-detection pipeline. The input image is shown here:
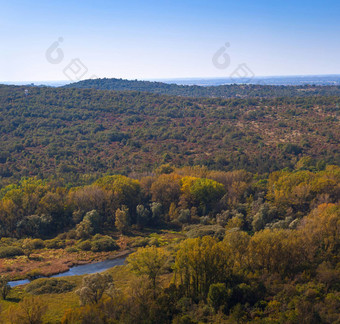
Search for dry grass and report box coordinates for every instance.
[0,248,131,280]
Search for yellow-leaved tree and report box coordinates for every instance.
[127,246,170,295]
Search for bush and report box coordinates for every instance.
[130,237,150,248]
[66,229,77,239]
[26,278,75,295]
[0,246,24,258]
[65,247,78,253]
[45,239,65,249]
[65,239,76,246]
[32,239,45,249]
[148,237,160,247]
[91,236,118,252]
[185,224,225,240]
[23,239,45,250]
[27,269,43,280]
[78,240,92,251]
[0,237,16,246]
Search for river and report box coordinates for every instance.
[8,256,126,287]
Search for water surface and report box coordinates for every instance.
[9,257,126,287]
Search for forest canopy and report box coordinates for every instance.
[0,84,339,183]
[0,83,339,323]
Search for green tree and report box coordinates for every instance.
[208,283,229,312]
[127,246,170,295]
[150,173,181,211]
[75,218,93,239]
[136,204,150,227]
[0,276,11,300]
[95,175,141,218]
[83,209,101,232]
[115,205,130,233]
[150,202,163,224]
[180,177,225,215]
[22,238,35,260]
[175,236,229,299]
[8,296,48,324]
[76,273,113,305]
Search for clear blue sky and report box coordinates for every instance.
[1,0,340,81]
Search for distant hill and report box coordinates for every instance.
[64,78,340,98]
[157,75,340,86]
[0,84,339,180]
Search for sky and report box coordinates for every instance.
[1,0,340,81]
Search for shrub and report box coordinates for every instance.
[148,237,160,247]
[185,224,225,240]
[0,246,24,258]
[23,239,45,250]
[65,247,78,253]
[130,237,150,248]
[31,239,45,249]
[0,237,16,246]
[26,278,75,295]
[78,240,92,251]
[65,239,76,246]
[66,229,77,239]
[27,269,43,280]
[45,239,65,249]
[57,233,67,240]
[91,236,118,252]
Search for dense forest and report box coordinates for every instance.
[0,85,339,184]
[64,78,340,99]
[0,83,339,323]
[0,164,339,323]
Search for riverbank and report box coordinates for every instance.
[9,253,130,287]
[0,229,183,281]
[0,248,132,281]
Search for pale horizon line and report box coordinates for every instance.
[1,73,340,85]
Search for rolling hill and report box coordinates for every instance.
[0,84,339,182]
[64,77,340,99]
